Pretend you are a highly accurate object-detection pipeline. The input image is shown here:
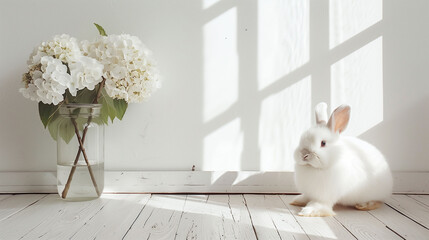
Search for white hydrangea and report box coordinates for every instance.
[20,56,69,105]
[20,34,104,104]
[82,34,160,103]
[69,56,104,96]
[34,34,81,64]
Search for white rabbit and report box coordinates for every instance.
[291,102,393,217]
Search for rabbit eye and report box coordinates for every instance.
[321,140,326,147]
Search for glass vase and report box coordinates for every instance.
[57,104,104,201]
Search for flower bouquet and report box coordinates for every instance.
[20,24,160,200]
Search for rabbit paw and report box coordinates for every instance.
[298,203,335,217]
[290,195,309,207]
[355,201,383,211]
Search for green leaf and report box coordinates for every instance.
[60,119,77,144]
[99,89,116,123]
[113,99,127,120]
[92,116,106,126]
[73,88,97,103]
[47,115,76,144]
[75,117,88,131]
[38,102,61,128]
[94,23,107,36]
[47,116,60,141]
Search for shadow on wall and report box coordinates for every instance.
[360,96,429,171]
[2,0,428,172]
[201,0,386,172]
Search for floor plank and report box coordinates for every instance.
[332,205,402,240]
[207,194,257,239]
[179,194,243,239]
[0,194,46,221]
[408,195,429,207]
[266,194,311,240]
[243,194,281,240]
[228,195,258,240]
[174,195,209,239]
[174,194,258,240]
[0,194,12,202]
[244,194,309,240]
[123,194,187,239]
[280,195,356,240]
[386,195,429,229]
[0,194,108,240]
[70,194,151,240]
[206,194,240,239]
[369,200,429,239]
[0,194,428,239]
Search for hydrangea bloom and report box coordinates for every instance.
[69,56,104,96]
[20,34,103,104]
[34,34,82,63]
[81,34,160,103]
[20,56,69,105]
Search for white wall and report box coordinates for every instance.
[0,0,428,173]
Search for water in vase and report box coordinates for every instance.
[57,162,104,201]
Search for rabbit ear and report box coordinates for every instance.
[315,102,328,125]
[327,105,351,133]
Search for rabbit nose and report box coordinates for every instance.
[301,149,311,160]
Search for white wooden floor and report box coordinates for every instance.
[0,194,428,239]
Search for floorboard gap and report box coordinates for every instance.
[332,216,359,240]
[242,195,259,240]
[406,195,429,208]
[385,225,406,240]
[3,194,48,221]
[385,203,429,231]
[277,196,311,240]
[173,195,187,240]
[122,194,152,240]
[70,199,111,240]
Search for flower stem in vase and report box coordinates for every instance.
[61,79,105,199]
[61,116,96,198]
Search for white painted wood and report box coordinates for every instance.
[0,185,56,193]
[0,194,109,240]
[263,195,310,240]
[332,205,402,240]
[0,194,11,202]
[191,195,236,239]
[123,194,187,239]
[408,194,429,207]
[2,194,429,239]
[386,195,429,229]
[0,171,56,193]
[1,171,428,193]
[175,194,257,239]
[0,194,46,221]
[228,195,258,240]
[174,195,209,239]
[243,194,309,240]
[280,195,356,240]
[106,171,297,193]
[206,194,257,239]
[243,195,280,240]
[370,197,429,240]
[71,194,150,240]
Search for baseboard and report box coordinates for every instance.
[0,171,427,194]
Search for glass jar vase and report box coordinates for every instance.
[57,104,104,201]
